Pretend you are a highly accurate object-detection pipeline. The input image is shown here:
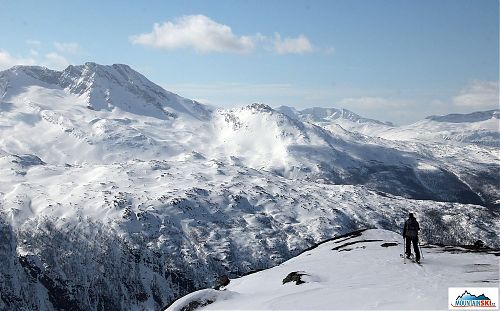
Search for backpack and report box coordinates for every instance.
[406,218,419,238]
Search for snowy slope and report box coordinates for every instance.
[3,155,498,311]
[167,229,500,310]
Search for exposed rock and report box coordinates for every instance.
[380,242,398,247]
[282,271,307,285]
[214,275,230,290]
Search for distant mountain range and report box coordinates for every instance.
[0,63,498,310]
[276,105,394,125]
[276,104,499,147]
[426,110,498,123]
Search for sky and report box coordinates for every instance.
[0,0,498,124]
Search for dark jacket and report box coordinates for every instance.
[403,216,420,238]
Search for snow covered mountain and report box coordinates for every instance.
[0,63,212,164]
[427,109,499,123]
[278,105,499,147]
[0,63,211,120]
[214,104,500,206]
[271,105,499,206]
[378,109,499,147]
[276,105,392,125]
[0,63,498,310]
[276,105,394,136]
[167,229,499,310]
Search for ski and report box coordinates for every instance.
[400,253,422,264]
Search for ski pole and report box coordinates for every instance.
[403,237,406,264]
[419,241,424,260]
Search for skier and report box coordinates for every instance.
[403,213,421,263]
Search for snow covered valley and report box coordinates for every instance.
[0,63,498,310]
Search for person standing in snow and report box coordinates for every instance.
[403,213,421,263]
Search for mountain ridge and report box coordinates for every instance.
[276,105,394,126]
[1,63,498,205]
[426,109,499,123]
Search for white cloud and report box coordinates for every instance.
[453,80,499,108]
[43,52,70,70]
[273,33,314,54]
[130,15,322,55]
[130,15,255,53]
[54,42,80,54]
[0,49,36,70]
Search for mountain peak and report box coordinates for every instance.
[1,62,212,120]
[61,62,143,85]
[247,103,274,113]
[76,62,135,76]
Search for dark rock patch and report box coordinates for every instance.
[283,271,307,285]
[332,239,383,251]
[11,154,45,167]
[178,299,215,311]
[380,242,398,247]
[339,246,366,252]
[296,228,371,257]
[214,275,230,290]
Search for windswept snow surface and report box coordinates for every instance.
[168,229,500,310]
[0,63,499,310]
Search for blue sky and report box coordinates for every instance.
[0,0,498,124]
